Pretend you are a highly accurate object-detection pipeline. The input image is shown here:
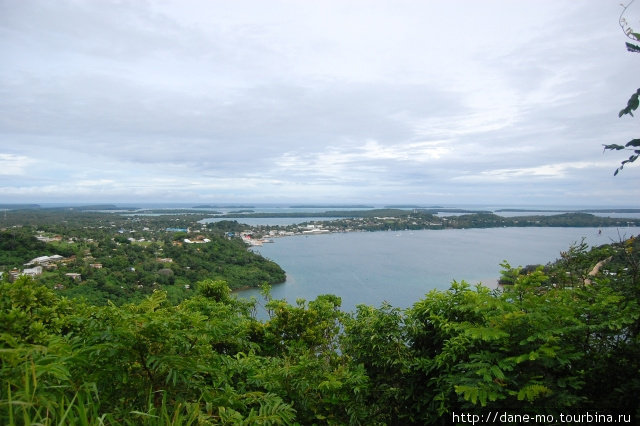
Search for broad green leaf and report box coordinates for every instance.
[517,384,552,401]
[603,144,625,150]
[626,42,640,53]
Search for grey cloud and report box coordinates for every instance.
[1,0,638,205]
[2,70,460,165]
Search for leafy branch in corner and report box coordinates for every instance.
[603,0,640,175]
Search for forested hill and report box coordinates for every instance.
[0,211,285,305]
[1,236,638,424]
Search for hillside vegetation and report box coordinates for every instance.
[1,236,638,424]
[0,211,285,305]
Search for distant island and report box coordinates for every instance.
[0,204,142,211]
[71,204,137,211]
[128,209,222,214]
[193,204,256,209]
[383,205,444,208]
[217,208,492,219]
[289,204,374,208]
[495,208,640,213]
[0,204,41,210]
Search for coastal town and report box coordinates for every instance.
[232,210,640,244]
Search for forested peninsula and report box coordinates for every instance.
[215,209,640,238]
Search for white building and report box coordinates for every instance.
[22,266,43,277]
[25,255,64,266]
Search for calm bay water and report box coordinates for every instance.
[238,226,640,313]
[202,217,341,226]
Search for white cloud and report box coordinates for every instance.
[453,161,610,182]
[273,139,451,186]
[358,140,450,162]
[0,153,35,175]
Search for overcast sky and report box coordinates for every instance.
[1,0,638,206]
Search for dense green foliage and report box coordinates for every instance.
[1,237,639,424]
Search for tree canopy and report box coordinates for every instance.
[1,237,639,424]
